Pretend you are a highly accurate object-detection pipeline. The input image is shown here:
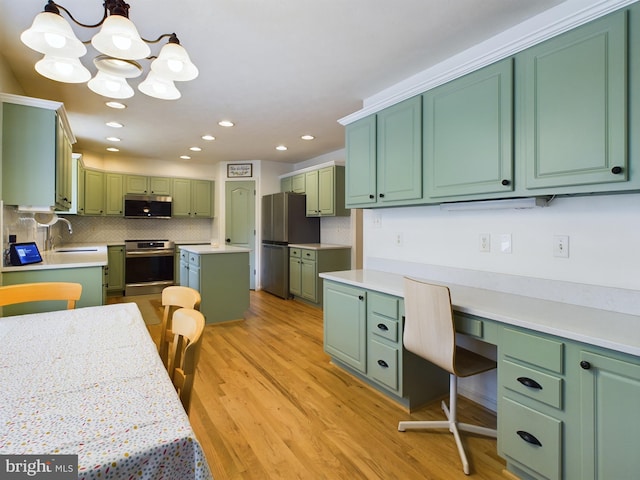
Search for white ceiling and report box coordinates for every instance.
[0,0,565,168]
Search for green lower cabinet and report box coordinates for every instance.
[577,348,640,480]
[179,249,249,323]
[2,267,104,316]
[289,247,351,306]
[106,245,125,295]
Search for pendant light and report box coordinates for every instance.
[35,55,91,83]
[138,71,181,100]
[150,34,198,81]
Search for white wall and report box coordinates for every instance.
[363,193,640,291]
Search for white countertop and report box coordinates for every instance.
[320,269,640,357]
[179,244,251,254]
[289,243,351,250]
[1,244,108,273]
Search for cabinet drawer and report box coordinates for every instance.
[503,328,564,374]
[502,359,563,409]
[371,315,399,343]
[289,248,301,258]
[501,397,562,480]
[188,254,200,267]
[454,312,484,339]
[301,249,316,261]
[180,249,188,262]
[369,292,400,320]
[368,339,399,391]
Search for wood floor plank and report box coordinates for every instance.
[116,290,508,479]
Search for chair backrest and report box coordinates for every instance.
[159,286,201,368]
[403,277,456,374]
[0,282,83,311]
[168,307,205,414]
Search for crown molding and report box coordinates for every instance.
[339,0,636,126]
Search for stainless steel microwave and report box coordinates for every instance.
[124,194,172,218]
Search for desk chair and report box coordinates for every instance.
[168,308,205,414]
[398,277,497,475]
[0,282,82,311]
[159,286,201,368]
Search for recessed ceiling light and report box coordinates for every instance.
[301,134,315,140]
[180,155,191,160]
[106,121,123,128]
[106,147,119,152]
[218,120,234,127]
[105,101,126,109]
[276,145,288,151]
[189,146,202,152]
[106,136,121,142]
[202,135,215,141]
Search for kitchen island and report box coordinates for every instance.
[1,245,107,315]
[178,244,250,323]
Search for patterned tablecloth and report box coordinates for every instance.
[0,302,213,480]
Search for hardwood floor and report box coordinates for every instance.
[138,290,507,479]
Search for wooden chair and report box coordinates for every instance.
[0,282,82,311]
[398,277,497,475]
[168,307,205,414]
[159,285,202,368]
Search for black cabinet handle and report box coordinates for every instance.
[517,377,543,390]
[517,430,542,447]
[377,360,389,368]
[226,238,230,243]
[379,193,385,198]
[369,194,375,199]
[377,323,388,331]
[358,295,364,301]
[580,360,591,370]
[611,166,623,174]
[501,179,510,186]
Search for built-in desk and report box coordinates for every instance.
[320,269,640,480]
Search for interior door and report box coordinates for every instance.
[225,180,256,289]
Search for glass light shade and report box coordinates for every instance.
[88,71,134,99]
[138,71,181,100]
[150,43,199,81]
[91,15,150,60]
[94,55,142,78]
[21,11,86,57]
[35,55,91,83]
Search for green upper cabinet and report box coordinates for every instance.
[345,115,377,207]
[424,58,514,199]
[104,173,124,215]
[125,175,172,195]
[280,176,293,193]
[376,96,423,204]
[305,169,319,215]
[305,166,348,217]
[292,173,306,193]
[81,168,105,216]
[518,9,628,191]
[1,97,74,210]
[345,96,422,208]
[172,178,214,218]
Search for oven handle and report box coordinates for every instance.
[125,250,175,257]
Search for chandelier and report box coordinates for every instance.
[20,0,199,100]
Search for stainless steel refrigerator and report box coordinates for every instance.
[261,192,320,298]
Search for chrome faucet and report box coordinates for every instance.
[57,217,73,234]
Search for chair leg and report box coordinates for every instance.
[398,374,496,476]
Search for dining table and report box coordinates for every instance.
[0,302,213,480]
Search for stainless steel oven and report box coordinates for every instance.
[124,240,175,296]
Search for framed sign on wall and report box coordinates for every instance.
[227,163,253,178]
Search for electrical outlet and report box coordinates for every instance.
[372,212,382,228]
[554,235,569,258]
[499,234,512,254]
[395,233,403,247]
[479,233,490,252]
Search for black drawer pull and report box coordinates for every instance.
[517,430,542,447]
[580,360,591,370]
[501,179,510,186]
[379,193,385,198]
[517,377,543,390]
[611,166,623,174]
[377,360,389,368]
[358,295,364,301]
[377,323,389,331]
[369,194,375,199]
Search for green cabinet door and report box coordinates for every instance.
[519,9,628,190]
[376,96,422,203]
[300,258,317,302]
[83,169,105,215]
[289,256,302,297]
[323,280,367,373]
[172,178,191,216]
[55,114,72,210]
[281,176,293,193]
[105,173,123,215]
[149,176,172,195]
[191,180,213,217]
[579,349,640,480]
[345,115,377,207]
[318,166,335,216]
[305,169,319,216]
[292,173,306,193]
[106,245,125,294]
[125,175,149,194]
[424,58,514,199]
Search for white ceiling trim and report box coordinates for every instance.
[339,0,636,126]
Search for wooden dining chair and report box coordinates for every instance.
[168,307,205,414]
[398,277,497,475]
[159,285,202,368]
[0,282,83,311]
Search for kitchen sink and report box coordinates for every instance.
[55,248,99,253]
